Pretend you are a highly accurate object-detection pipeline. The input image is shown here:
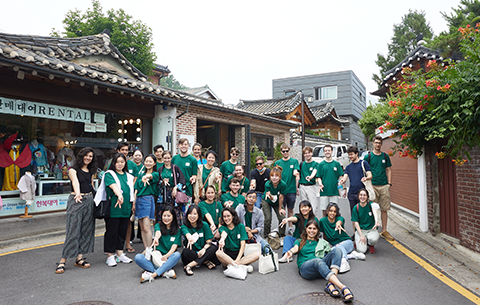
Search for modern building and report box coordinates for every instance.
[272,70,367,150]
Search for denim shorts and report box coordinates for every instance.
[135,195,155,220]
[284,193,297,210]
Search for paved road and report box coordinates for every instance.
[1,198,478,305]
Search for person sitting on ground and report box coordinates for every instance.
[220,178,245,209]
[279,200,318,263]
[319,202,365,273]
[216,207,260,272]
[181,205,219,275]
[194,150,221,204]
[236,190,270,253]
[135,206,181,283]
[198,185,223,239]
[284,220,354,303]
[351,189,380,254]
[262,166,287,238]
[226,164,250,196]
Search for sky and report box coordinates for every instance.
[1,0,460,106]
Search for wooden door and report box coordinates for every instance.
[438,154,460,238]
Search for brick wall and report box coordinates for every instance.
[456,146,480,252]
[425,143,438,235]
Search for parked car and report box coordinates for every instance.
[312,144,350,170]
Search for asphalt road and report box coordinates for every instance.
[0,198,477,305]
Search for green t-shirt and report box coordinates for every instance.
[351,202,376,231]
[153,223,181,255]
[294,238,318,268]
[134,172,159,197]
[292,215,319,239]
[317,160,344,197]
[202,165,213,190]
[160,167,174,186]
[245,210,252,229]
[298,160,318,185]
[319,216,350,246]
[221,192,245,209]
[181,221,214,251]
[262,180,287,206]
[157,161,164,170]
[172,154,198,197]
[104,171,132,218]
[364,152,392,186]
[198,200,223,227]
[274,158,300,194]
[226,176,250,194]
[219,223,248,251]
[127,160,141,177]
[220,160,237,193]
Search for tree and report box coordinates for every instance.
[382,23,480,164]
[373,10,434,86]
[428,0,480,58]
[358,101,390,141]
[52,0,156,75]
[160,75,189,90]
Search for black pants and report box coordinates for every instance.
[104,217,129,253]
[181,244,219,266]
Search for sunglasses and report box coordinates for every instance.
[256,162,263,166]
[281,150,289,153]
[232,153,239,156]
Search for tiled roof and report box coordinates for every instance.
[0,31,299,127]
[310,102,349,124]
[154,64,170,74]
[180,85,221,102]
[237,92,304,117]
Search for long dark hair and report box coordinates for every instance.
[108,153,128,173]
[185,205,203,231]
[326,202,341,217]
[158,206,179,236]
[74,147,97,174]
[296,200,315,235]
[220,207,240,226]
[299,219,321,251]
[144,154,157,173]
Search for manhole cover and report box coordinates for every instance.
[68,302,113,305]
[284,292,365,304]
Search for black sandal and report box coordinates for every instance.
[341,286,354,303]
[55,262,65,274]
[74,258,91,268]
[204,260,216,269]
[184,265,194,276]
[324,282,340,298]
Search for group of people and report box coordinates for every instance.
[53,135,393,304]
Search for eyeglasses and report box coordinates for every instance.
[281,150,289,153]
[232,153,239,156]
[256,163,263,166]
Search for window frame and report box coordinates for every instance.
[252,133,274,158]
[315,86,337,100]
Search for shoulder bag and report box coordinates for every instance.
[361,161,376,201]
[199,165,215,199]
[172,165,189,205]
[94,170,121,219]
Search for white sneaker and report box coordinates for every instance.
[278,255,293,263]
[106,255,117,267]
[117,253,132,264]
[140,271,154,283]
[339,257,350,273]
[241,265,254,273]
[347,250,366,260]
[162,269,177,279]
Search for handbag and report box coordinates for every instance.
[198,165,215,199]
[244,241,262,257]
[172,165,188,204]
[223,263,247,280]
[150,250,165,268]
[266,231,281,250]
[93,171,121,219]
[361,161,376,201]
[259,245,279,275]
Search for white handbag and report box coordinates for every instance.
[223,263,247,280]
[151,250,165,268]
[258,245,279,275]
[244,242,262,257]
[361,161,376,201]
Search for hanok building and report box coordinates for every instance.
[0,31,296,217]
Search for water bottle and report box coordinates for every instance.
[338,180,345,197]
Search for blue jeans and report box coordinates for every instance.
[255,193,262,209]
[135,252,181,276]
[347,192,359,212]
[299,247,342,281]
[282,236,297,255]
[332,239,354,260]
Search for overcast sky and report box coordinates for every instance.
[1,0,459,106]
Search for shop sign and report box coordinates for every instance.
[84,123,97,133]
[0,97,90,123]
[0,198,27,217]
[96,123,107,132]
[34,195,69,213]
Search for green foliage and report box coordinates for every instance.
[428,0,480,58]
[250,144,267,170]
[160,75,189,90]
[358,100,391,141]
[273,142,284,164]
[373,10,434,86]
[52,0,157,76]
[305,129,332,139]
[383,24,480,163]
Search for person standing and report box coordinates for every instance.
[250,155,271,209]
[298,146,318,213]
[262,166,287,238]
[219,147,239,196]
[274,143,300,234]
[171,138,198,205]
[364,136,394,241]
[317,145,345,218]
[193,150,221,204]
[55,147,97,274]
[153,145,164,168]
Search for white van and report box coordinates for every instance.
[312,144,350,170]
